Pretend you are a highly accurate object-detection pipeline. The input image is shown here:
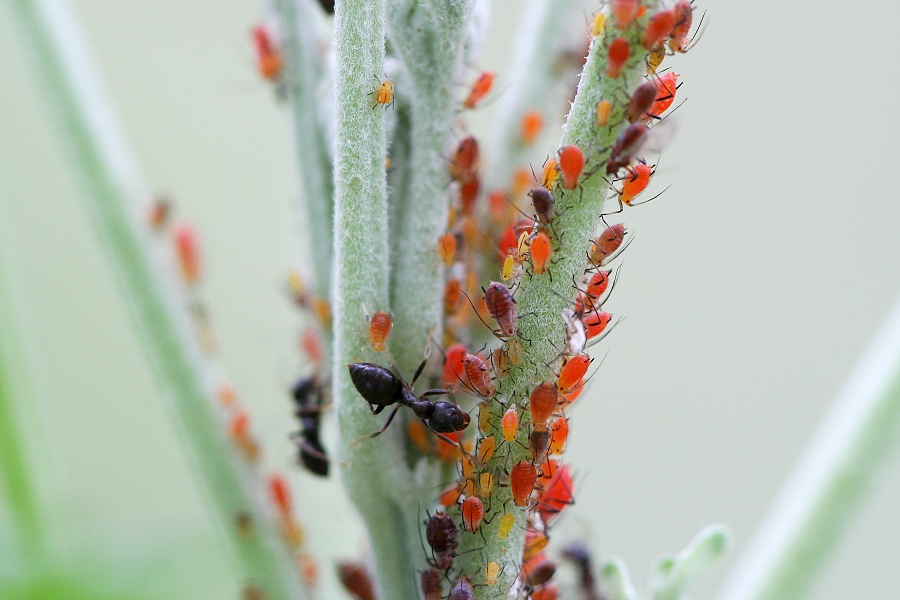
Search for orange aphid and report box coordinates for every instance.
[464,354,495,397]
[444,279,463,315]
[590,223,627,265]
[438,232,458,267]
[585,270,612,305]
[523,530,549,561]
[373,79,395,108]
[490,347,509,375]
[268,473,292,519]
[584,311,612,339]
[479,472,495,498]
[461,496,485,532]
[596,100,612,127]
[216,384,237,407]
[312,297,332,326]
[148,196,170,230]
[607,37,631,79]
[558,355,591,392]
[461,452,475,480]
[301,327,323,363]
[512,168,534,198]
[531,585,559,600]
[252,25,282,81]
[650,72,679,117]
[558,145,585,190]
[450,136,479,182]
[541,157,559,189]
[669,1,694,53]
[620,163,654,205]
[489,190,510,223]
[299,553,319,589]
[368,311,392,352]
[510,461,538,507]
[642,9,676,49]
[460,174,481,214]
[443,343,468,387]
[282,519,304,548]
[529,232,552,276]
[230,409,250,440]
[520,111,544,145]
[439,483,463,507]
[436,435,462,462]
[172,222,201,285]
[501,405,519,442]
[537,463,574,523]
[529,382,559,431]
[462,478,477,498]
[408,419,431,453]
[549,417,569,455]
[477,435,496,464]
[538,458,559,486]
[610,0,640,30]
[560,384,584,409]
[463,71,495,109]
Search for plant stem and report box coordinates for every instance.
[715,292,900,600]
[6,1,307,597]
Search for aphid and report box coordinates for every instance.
[531,585,560,600]
[230,409,260,463]
[444,279,463,316]
[463,71,494,109]
[501,255,516,281]
[478,402,492,434]
[449,576,475,600]
[512,167,534,198]
[521,111,544,145]
[461,496,484,533]
[590,223,627,265]
[426,511,459,570]
[372,79,395,109]
[558,355,591,392]
[421,568,443,600]
[610,0,640,30]
[460,175,481,214]
[510,460,538,506]
[477,435,497,464]
[463,354,495,398]
[347,361,470,438]
[450,136,479,183]
[216,383,237,407]
[507,337,524,366]
[497,512,515,539]
[337,562,376,600]
[301,327,323,364]
[669,1,694,53]
[549,417,569,455]
[312,297,332,326]
[485,561,500,586]
[501,405,520,443]
[650,72,679,118]
[522,556,557,588]
[607,122,648,175]
[439,232,458,267]
[148,195,171,230]
[524,530,549,561]
[628,81,658,122]
[172,221,201,285]
[529,382,559,431]
[252,25,282,81]
[439,483,463,507]
[584,270,612,309]
[268,473,292,520]
[643,8,676,50]
[558,145,585,190]
[528,188,555,227]
[489,190,510,224]
[541,157,559,189]
[497,223,520,260]
[484,282,517,338]
[537,463,574,523]
[290,377,329,477]
[590,11,606,36]
[299,552,319,588]
[479,472,495,498]
[443,343,468,388]
[461,452,475,480]
[530,429,552,463]
[408,419,432,453]
[607,37,631,79]
[596,100,612,127]
[368,311,392,352]
[619,162,654,205]
[647,47,666,73]
[530,232,553,276]
[584,311,612,339]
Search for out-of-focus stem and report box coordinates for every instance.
[6,1,307,597]
[715,293,900,600]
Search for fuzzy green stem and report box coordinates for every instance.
[716,293,900,600]
[6,2,307,597]
[272,0,335,305]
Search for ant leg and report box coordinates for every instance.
[348,404,402,449]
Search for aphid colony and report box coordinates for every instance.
[253,0,701,597]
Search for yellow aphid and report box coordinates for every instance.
[497,513,515,539]
[516,231,531,258]
[478,402,492,433]
[486,562,500,586]
[502,255,515,280]
[507,337,523,366]
[591,12,606,36]
[647,48,665,74]
[479,472,494,498]
[596,100,612,127]
[374,79,394,108]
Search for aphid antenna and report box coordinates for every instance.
[459,287,504,341]
[628,184,672,207]
[683,10,709,53]
[585,315,626,348]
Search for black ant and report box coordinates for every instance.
[290,377,329,477]
[347,357,471,440]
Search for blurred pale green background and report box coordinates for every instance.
[2,0,900,598]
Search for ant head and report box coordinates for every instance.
[428,402,471,433]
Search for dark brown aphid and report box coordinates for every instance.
[524,559,557,588]
[483,281,517,338]
[337,562,376,600]
[606,122,648,174]
[530,429,552,463]
[449,576,475,600]
[425,512,459,570]
[627,81,658,122]
[528,188,555,226]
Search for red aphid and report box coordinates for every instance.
[591,223,627,265]
[530,232,553,275]
[558,145,585,190]
[268,473,292,519]
[642,9,676,49]
[669,1,694,53]
[464,354,495,397]
[497,224,519,259]
[252,25,282,81]
[368,311,392,352]
[443,343,468,387]
[230,409,250,440]
[532,584,560,600]
[650,72,679,117]
[450,136,479,182]
[337,563,376,600]
[444,279,463,315]
[173,221,201,285]
[610,0,640,29]
[585,270,612,307]
[521,111,544,145]
[529,382,559,431]
[461,496,485,532]
[301,327,323,363]
[584,311,612,339]
[463,71,495,109]
[628,81,658,123]
[558,356,590,392]
[537,463,574,523]
[484,282,517,338]
[607,121,648,174]
[607,37,631,79]
[510,461,538,507]
[460,173,481,213]
[621,163,653,205]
